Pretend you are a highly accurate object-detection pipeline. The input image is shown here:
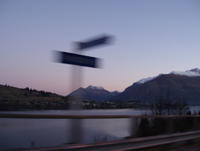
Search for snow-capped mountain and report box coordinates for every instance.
[136,76,158,84]
[68,85,120,101]
[170,68,200,77]
[116,68,200,105]
[86,85,104,90]
[136,68,200,84]
[69,68,200,104]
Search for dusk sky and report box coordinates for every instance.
[1,0,200,95]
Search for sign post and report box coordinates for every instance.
[56,51,100,68]
[54,35,113,143]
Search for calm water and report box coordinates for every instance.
[0,109,148,150]
[1,107,200,150]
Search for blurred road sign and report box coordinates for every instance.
[76,35,112,50]
[53,34,113,143]
[56,51,99,68]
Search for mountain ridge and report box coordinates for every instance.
[2,68,200,106]
[67,68,200,104]
[117,70,200,105]
[68,85,120,101]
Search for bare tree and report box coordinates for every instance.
[150,97,189,115]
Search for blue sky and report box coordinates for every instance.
[1,0,200,95]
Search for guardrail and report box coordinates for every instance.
[14,130,200,151]
[0,113,200,119]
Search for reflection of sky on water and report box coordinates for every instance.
[190,106,200,114]
[0,109,146,149]
[0,119,67,149]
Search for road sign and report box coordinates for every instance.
[76,35,112,50]
[53,34,113,143]
[56,51,99,68]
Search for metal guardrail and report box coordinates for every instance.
[0,113,200,119]
[15,130,200,151]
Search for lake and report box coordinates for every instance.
[1,106,200,150]
[0,109,148,150]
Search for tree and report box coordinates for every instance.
[150,97,189,115]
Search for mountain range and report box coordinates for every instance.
[1,68,200,106]
[68,86,120,101]
[68,68,200,105]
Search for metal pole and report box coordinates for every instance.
[69,50,83,143]
[55,35,113,144]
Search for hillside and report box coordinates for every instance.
[0,84,68,110]
[68,85,120,101]
[117,69,200,105]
